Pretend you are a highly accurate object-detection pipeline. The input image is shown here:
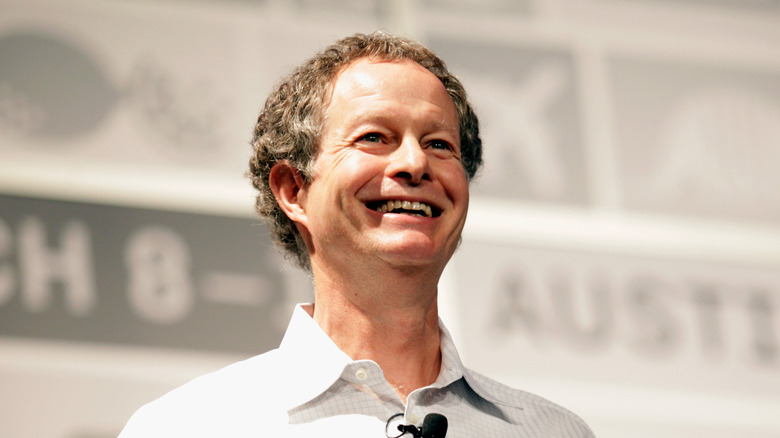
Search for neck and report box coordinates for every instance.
[310,259,443,402]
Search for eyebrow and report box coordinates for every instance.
[346,107,459,138]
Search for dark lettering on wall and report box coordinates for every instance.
[550,268,613,351]
[493,268,542,337]
[482,255,779,370]
[691,284,725,357]
[749,290,778,366]
[0,218,14,305]
[626,277,680,358]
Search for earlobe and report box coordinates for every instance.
[269,161,308,225]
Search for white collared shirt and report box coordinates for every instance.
[120,304,594,437]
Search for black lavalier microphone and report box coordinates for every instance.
[386,413,448,438]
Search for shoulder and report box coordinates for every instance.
[465,368,595,438]
[157,348,287,404]
[119,349,289,437]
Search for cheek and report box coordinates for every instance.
[440,165,469,202]
[341,154,386,187]
[315,155,384,210]
[317,150,370,183]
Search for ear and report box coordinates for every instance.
[269,161,309,227]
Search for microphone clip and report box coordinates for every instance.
[385,413,448,438]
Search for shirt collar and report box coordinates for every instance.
[277,303,517,410]
[277,304,353,410]
[437,321,520,408]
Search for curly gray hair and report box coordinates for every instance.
[248,32,483,270]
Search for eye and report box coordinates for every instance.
[428,139,453,151]
[359,132,382,143]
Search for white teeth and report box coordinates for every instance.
[375,200,433,217]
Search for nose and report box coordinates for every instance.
[388,136,431,185]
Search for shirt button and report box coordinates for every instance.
[407,413,419,424]
[355,368,369,381]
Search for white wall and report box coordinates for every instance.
[1,0,779,436]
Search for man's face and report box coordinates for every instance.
[296,58,469,271]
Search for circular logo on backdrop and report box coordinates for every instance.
[0,29,225,159]
[0,31,118,140]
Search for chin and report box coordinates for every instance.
[382,244,452,268]
[367,231,458,265]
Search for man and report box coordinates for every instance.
[120,32,594,437]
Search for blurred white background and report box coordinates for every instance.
[1,0,779,436]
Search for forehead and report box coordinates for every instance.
[332,57,434,85]
[324,57,457,126]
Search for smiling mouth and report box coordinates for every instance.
[366,200,439,218]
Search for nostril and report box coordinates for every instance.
[394,170,430,184]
